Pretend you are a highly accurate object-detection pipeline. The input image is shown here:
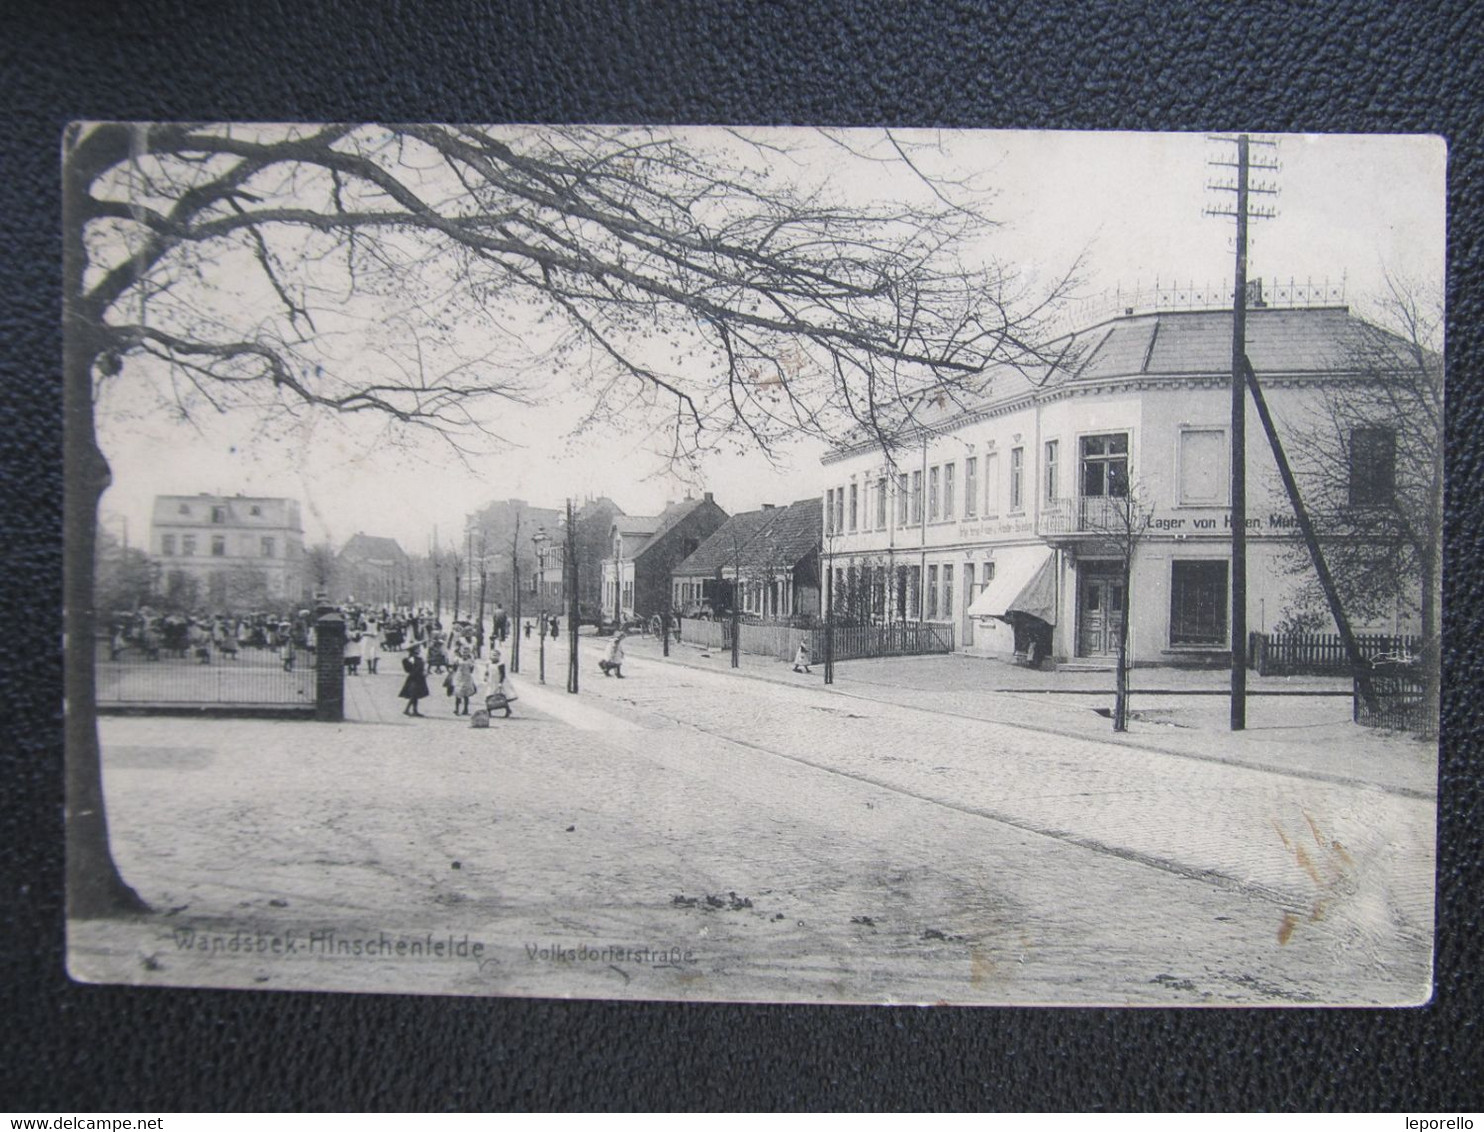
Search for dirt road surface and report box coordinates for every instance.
[70,634,1435,1006]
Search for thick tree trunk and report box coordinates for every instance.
[63,149,149,916]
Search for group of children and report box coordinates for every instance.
[397,641,518,725]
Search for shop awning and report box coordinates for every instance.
[966,548,1057,625]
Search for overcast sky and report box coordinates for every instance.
[94,129,1445,554]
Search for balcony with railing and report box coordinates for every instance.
[1037,496,1136,543]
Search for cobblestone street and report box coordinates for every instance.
[71,633,1436,1006]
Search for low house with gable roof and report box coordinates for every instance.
[672,498,822,621]
[599,493,729,622]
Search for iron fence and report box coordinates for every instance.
[94,637,316,707]
[1354,660,1428,732]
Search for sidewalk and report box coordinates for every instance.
[617,633,1437,799]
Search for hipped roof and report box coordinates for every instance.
[824,305,1419,462]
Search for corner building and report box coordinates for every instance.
[819,303,1418,667]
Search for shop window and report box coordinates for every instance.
[1349,427,1396,507]
[1178,429,1227,505]
[1170,560,1228,646]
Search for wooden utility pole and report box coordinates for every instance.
[1207,134,1277,731]
[476,533,488,654]
[566,499,579,694]
[1230,134,1249,731]
[824,534,835,685]
[510,509,522,674]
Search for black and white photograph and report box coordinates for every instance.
[63,124,1443,1007]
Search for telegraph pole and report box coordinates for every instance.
[566,499,579,694]
[1230,135,1250,731]
[1206,134,1277,731]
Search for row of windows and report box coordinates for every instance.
[174,502,266,521]
[161,535,278,558]
[603,580,635,609]
[828,561,986,622]
[826,434,1116,533]
[826,425,1398,534]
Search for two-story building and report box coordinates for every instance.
[600,493,729,621]
[149,493,305,609]
[531,497,626,615]
[819,301,1421,666]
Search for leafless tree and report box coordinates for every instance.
[1080,480,1154,732]
[1275,278,1443,731]
[65,122,1074,916]
[302,540,337,596]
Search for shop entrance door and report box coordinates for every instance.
[1078,565,1125,657]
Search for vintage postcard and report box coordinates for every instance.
[64,126,1442,1005]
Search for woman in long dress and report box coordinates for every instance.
[361,617,381,674]
[399,645,430,717]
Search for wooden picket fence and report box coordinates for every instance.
[1248,631,1419,676]
[676,617,954,663]
[811,622,955,662]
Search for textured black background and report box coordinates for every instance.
[4,0,1482,1112]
